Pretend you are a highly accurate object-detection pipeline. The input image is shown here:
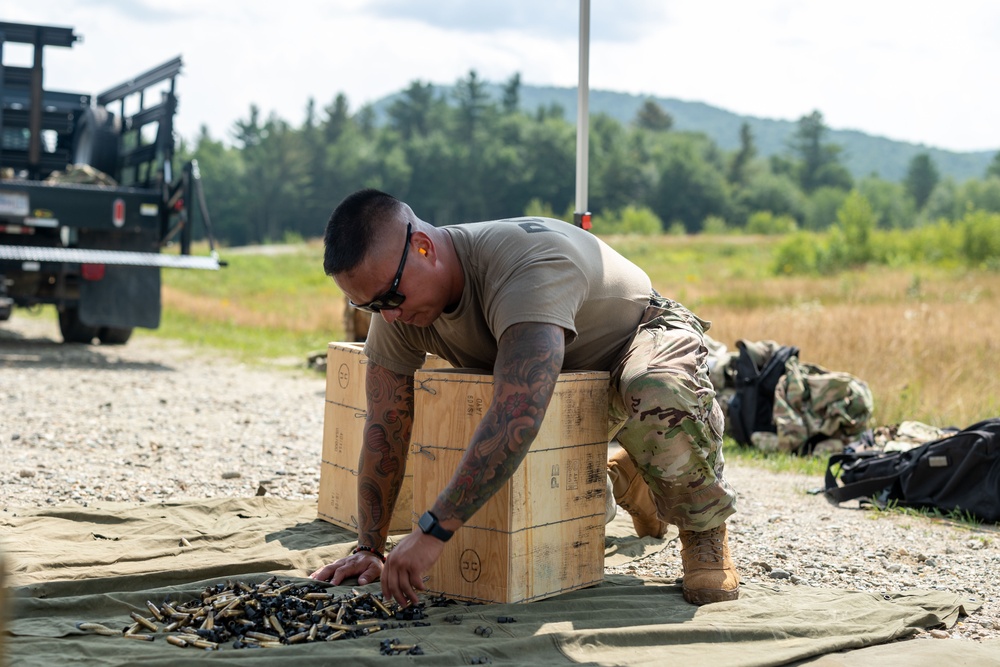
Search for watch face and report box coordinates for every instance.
[419,510,452,541]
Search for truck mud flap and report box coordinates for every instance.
[80,265,160,329]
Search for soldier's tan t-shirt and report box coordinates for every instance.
[364,217,651,376]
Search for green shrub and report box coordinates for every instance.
[746,211,798,235]
[702,215,729,234]
[594,204,663,235]
[667,221,687,236]
[524,198,572,222]
[960,209,1000,266]
[873,228,919,267]
[829,190,877,266]
[904,220,963,264]
[772,232,822,275]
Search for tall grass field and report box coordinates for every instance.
[157,234,999,432]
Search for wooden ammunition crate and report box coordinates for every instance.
[411,368,609,603]
[318,342,449,533]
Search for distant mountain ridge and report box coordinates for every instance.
[373,84,996,183]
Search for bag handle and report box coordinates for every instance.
[823,453,901,506]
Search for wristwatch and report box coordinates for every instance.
[418,510,453,542]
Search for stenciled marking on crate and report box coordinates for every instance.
[337,362,351,389]
[459,549,482,582]
[465,393,486,417]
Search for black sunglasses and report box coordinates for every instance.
[350,223,412,313]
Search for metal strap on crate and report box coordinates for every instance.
[0,245,221,269]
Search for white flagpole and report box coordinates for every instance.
[574,0,592,230]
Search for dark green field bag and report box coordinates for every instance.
[824,417,1000,523]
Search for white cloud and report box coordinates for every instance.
[6,0,1000,152]
[592,1,1000,151]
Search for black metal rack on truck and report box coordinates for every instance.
[0,20,222,345]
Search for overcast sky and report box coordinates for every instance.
[7,0,1000,153]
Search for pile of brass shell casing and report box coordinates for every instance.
[80,577,428,651]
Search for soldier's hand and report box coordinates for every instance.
[310,550,383,586]
[380,531,445,608]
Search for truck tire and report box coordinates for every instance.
[98,326,133,345]
[71,107,120,178]
[58,307,99,344]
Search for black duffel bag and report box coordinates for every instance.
[824,417,1000,523]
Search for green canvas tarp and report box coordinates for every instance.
[2,497,994,666]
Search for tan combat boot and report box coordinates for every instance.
[679,523,740,605]
[607,448,668,539]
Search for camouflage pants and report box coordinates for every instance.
[608,293,737,532]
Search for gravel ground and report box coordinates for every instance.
[2,312,998,644]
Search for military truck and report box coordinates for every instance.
[0,20,222,344]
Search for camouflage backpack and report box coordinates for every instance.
[771,355,874,455]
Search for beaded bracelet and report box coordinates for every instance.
[352,545,386,563]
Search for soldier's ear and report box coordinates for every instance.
[411,230,432,257]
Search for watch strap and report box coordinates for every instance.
[419,510,453,542]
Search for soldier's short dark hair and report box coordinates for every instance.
[323,189,403,276]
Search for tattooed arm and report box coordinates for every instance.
[432,321,565,525]
[357,361,415,551]
[379,322,565,606]
[310,361,414,585]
